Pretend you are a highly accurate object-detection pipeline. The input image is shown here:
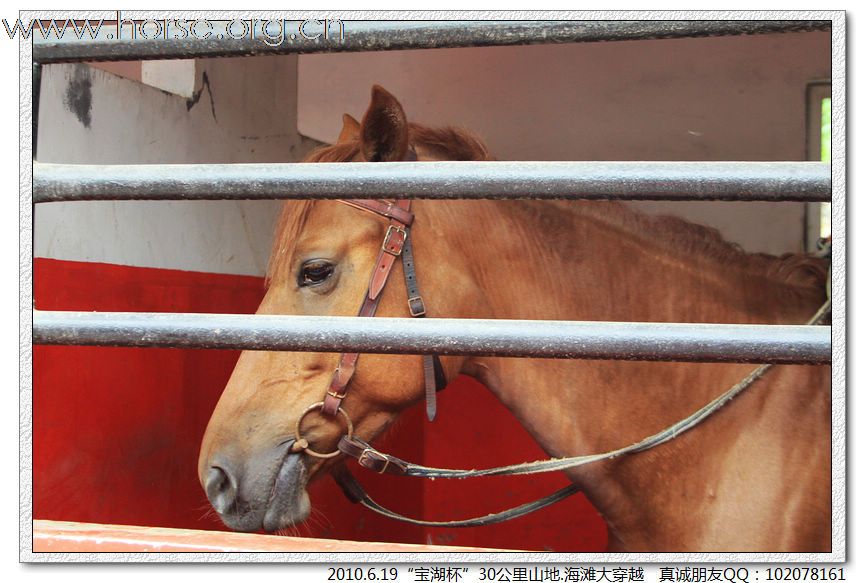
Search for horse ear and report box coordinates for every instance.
[359,85,409,162]
[337,114,360,144]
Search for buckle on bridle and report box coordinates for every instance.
[407,296,427,317]
[381,225,407,256]
[358,447,390,474]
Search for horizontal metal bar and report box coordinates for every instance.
[33,311,830,364]
[33,161,830,203]
[32,20,830,64]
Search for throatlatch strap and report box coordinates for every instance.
[401,230,447,421]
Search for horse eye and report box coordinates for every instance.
[298,260,335,287]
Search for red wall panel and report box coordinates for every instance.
[33,258,606,551]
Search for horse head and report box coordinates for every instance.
[197,86,484,532]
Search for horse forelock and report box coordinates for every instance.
[265,200,315,288]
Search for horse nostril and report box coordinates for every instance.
[205,465,238,514]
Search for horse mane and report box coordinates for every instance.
[565,201,828,299]
[648,214,827,293]
[266,122,826,300]
[407,124,493,161]
[636,212,827,294]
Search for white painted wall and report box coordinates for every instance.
[141,59,197,98]
[35,56,317,276]
[298,31,830,255]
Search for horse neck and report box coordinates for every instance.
[417,200,829,551]
[421,199,822,323]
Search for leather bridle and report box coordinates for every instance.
[291,150,447,460]
[320,197,447,422]
[289,156,833,527]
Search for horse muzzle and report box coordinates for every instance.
[203,441,311,532]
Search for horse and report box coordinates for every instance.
[198,85,830,552]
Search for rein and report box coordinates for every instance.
[332,298,830,527]
[290,162,833,526]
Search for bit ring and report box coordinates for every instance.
[293,401,354,459]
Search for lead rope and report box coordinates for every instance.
[332,293,831,527]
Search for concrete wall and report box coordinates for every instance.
[35,56,317,276]
[298,30,830,255]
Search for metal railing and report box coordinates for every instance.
[34,161,830,203]
[34,311,831,364]
[31,20,832,365]
[32,20,830,63]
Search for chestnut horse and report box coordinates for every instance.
[199,86,830,552]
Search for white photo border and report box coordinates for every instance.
[19,9,847,564]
